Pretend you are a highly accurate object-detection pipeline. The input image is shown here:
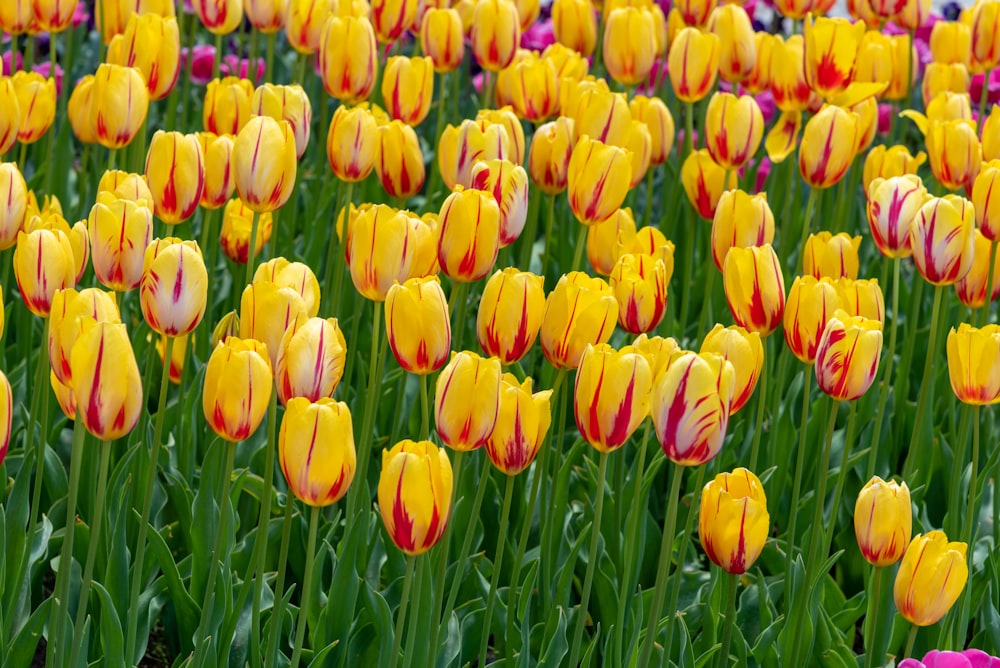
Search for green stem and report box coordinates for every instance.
[637,462,685,668]
[697,262,717,340]
[295,52,308,86]
[402,553,426,668]
[44,40,57,196]
[797,187,819,268]
[684,101,694,157]
[289,506,320,668]
[539,370,569,606]
[265,32,277,83]
[347,302,384,520]
[902,284,944,482]
[479,473,516,664]
[864,566,885,668]
[946,404,974,538]
[568,452,610,667]
[823,401,857,559]
[198,207,216,260]
[179,14,196,131]
[329,183,353,317]
[980,68,994,135]
[264,495,297,668]
[748,337,770,471]
[427,72,449,205]
[614,422,652,664]
[390,556,418,668]
[716,573,738,668]
[250,389,280,666]
[904,624,918,659]
[125,336,175,666]
[505,438,545,659]
[245,210,261,288]
[570,224,587,273]
[427,450,465,665]
[419,373,430,441]
[867,257,901,478]
[662,463,707,664]
[963,405,981,547]
[783,371,812,591]
[248,28,259,85]
[643,168,655,229]
[678,209,696,336]
[67,439,113,668]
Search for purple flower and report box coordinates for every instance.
[521,18,555,51]
[900,650,1000,668]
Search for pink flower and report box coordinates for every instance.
[898,650,1000,668]
[521,18,555,51]
[2,51,23,76]
[971,69,1000,109]
[753,157,771,192]
[181,44,219,84]
[33,61,64,97]
[221,54,265,82]
[878,103,893,136]
[73,1,90,27]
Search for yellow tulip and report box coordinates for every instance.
[802,232,862,280]
[814,310,883,401]
[251,83,313,159]
[385,276,451,375]
[540,271,618,369]
[13,229,77,317]
[285,0,332,53]
[803,15,866,100]
[630,96,675,166]
[710,190,774,271]
[319,16,378,103]
[707,4,757,83]
[911,195,976,286]
[799,105,859,189]
[704,92,764,171]
[87,191,154,291]
[233,116,297,213]
[436,187,501,281]
[193,0,243,34]
[0,163,28,250]
[681,149,738,220]
[568,135,632,226]
[470,0,520,72]
[383,56,434,126]
[604,7,658,85]
[11,71,56,144]
[197,132,236,209]
[375,120,426,200]
[378,439,453,555]
[203,77,254,136]
[70,318,143,440]
[552,0,597,56]
[280,397,356,505]
[246,0,287,32]
[699,468,769,573]
[723,244,786,336]
[349,204,414,301]
[609,253,669,334]
[145,131,205,224]
[946,323,1000,404]
[486,375,552,475]
[275,317,347,405]
[668,27,720,103]
[110,13,180,100]
[700,324,763,415]
[220,199,273,264]
[470,159,530,247]
[49,288,121,386]
[477,268,545,365]
[420,8,464,73]
[862,144,926,193]
[0,77,22,154]
[203,337,273,441]
[574,343,652,452]
[854,476,911,567]
[434,351,503,451]
[894,531,968,627]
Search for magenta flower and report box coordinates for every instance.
[899,649,1000,668]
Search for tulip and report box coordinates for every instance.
[285,0,332,53]
[574,343,652,452]
[220,199,273,263]
[723,244,786,336]
[144,131,205,224]
[769,36,812,114]
[799,105,859,189]
[378,439,453,555]
[96,0,177,44]
[51,370,76,421]
[14,229,77,317]
[375,120,425,200]
[203,337,273,441]
[568,136,632,226]
[325,105,378,185]
[477,269,545,365]
[111,13,180,100]
[540,271,618,369]
[923,92,973,124]
[0,78,22,155]
[802,232,862,280]
[385,277,451,375]
[470,159,529,248]
[922,63,971,110]
[675,0,717,26]
[97,170,154,203]
[946,323,1000,405]
[699,468,769,574]
[370,0,416,41]
[87,192,154,291]
[203,77,254,135]
[854,30,893,92]
[49,288,121,386]
[854,476,912,567]
[1,0,33,33]
[609,253,669,334]
[773,0,814,20]
[700,324,763,415]
[253,258,321,317]
[744,32,775,95]
[957,230,1000,308]
[971,0,1000,70]
[850,94,880,155]
[929,20,971,66]
[669,28,721,103]
[437,187,501,282]
[803,16,865,100]
[451,117,516,187]
[211,310,241,350]
[710,190,774,271]
[707,4,757,83]
[625,121,653,188]
[862,144,926,193]
[505,55,560,123]
[486,375,552,475]
[0,370,11,461]
[911,195,975,286]
[543,42,589,82]
[252,83,313,159]
[89,64,149,150]
[70,319,143,440]
[682,149,739,220]
[279,397,356,505]
[233,116,297,213]
[319,16,378,102]
[197,132,236,209]
[652,351,736,466]
[404,211,440,279]
[246,0,287,31]
[704,93,764,171]
[840,277,886,323]
[11,72,56,144]
[633,333,680,379]
[630,96,675,166]
[420,8,464,73]
[552,0,597,56]
[434,351,502,451]
[603,7,658,86]
[975,163,1000,243]
[24,211,89,286]
[470,0,520,72]
[193,0,242,34]
[240,280,310,370]
[815,310,882,401]
[31,0,73,36]
[349,204,414,300]
[0,163,28,250]
[621,226,676,269]
[923,119,981,192]
[383,56,434,126]
[274,317,347,404]
[894,531,968,627]
[586,208,636,275]
[155,331,188,383]
[528,117,575,194]
[140,238,208,338]
[782,275,844,364]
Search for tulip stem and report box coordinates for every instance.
[348,301,385,521]
[716,572,738,668]
[212,32,223,83]
[428,450,464,665]
[797,187,819,268]
[823,401,857,561]
[981,240,997,325]
[902,284,944,483]
[638,462,685,668]
[864,566,886,668]
[427,72,449,204]
[946,403,974,538]
[245,210,261,288]
[289,505,320,668]
[67,439,113,668]
[748,337,770,472]
[568,451,609,668]
[904,624,918,659]
[684,101,694,156]
[570,225,587,273]
[541,194,556,280]
[662,463,707,664]
[479,473,515,665]
[539,369,569,606]
[418,373,429,441]
[449,281,469,351]
[265,32,277,84]
[324,182,353,317]
[125,335,175,666]
[783,371,812,595]
[198,207,216,265]
[867,257,901,479]
[250,388,280,666]
[390,555,418,668]
[264,494,296,668]
[964,405,982,548]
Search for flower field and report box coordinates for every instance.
[0,0,998,666]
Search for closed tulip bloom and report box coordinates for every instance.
[405,211,441,279]
[240,280,309,368]
[669,28,721,103]
[33,0,75,35]
[326,105,378,183]
[420,9,464,72]
[470,0,520,72]
[49,288,121,386]
[349,204,414,300]
[922,63,971,109]
[528,117,575,195]
[0,163,28,250]
[682,149,739,220]
[621,225,676,269]
[385,277,451,375]
[70,319,143,440]
[378,439,453,555]
[723,244,786,336]
[90,64,149,150]
[285,0,332,53]
[700,324,763,415]
[854,476,912,567]
[971,1,1000,69]
[799,105,859,189]
[705,92,764,171]
[711,190,774,271]
[211,310,241,350]
[371,0,417,42]
[543,42,590,82]
[198,132,236,209]
[770,35,812,112]
[279,398,355,505]
[774,0,815,20]
[505,55,560,123]
[653,351,736,466]
[911,195,975,286]
[707,4,757,83]
[959,232,1000,308]
[204,77,255,135]
[1,0,33,33]
[0,78,22,154]
[477,268,545,364]
[849,94,880,155]
[894,531,968,627]
[470,159,529,247]
[220,199,273,263]
[540,271,618,369]
[568,135,632,226]
[625,121,653,188]
[449,118,515,187]
[252,83,313,158]
[24,212,89,286]
[630,96,675,166]
[552,0,597,56]
[233,116,297,213]
[633,333,680,379]
[319,16,377,102]
[96,0,177,44]
[862,144,926,193]
[783,275,843,363]
[376,121,425,200]
[947,323,1000,404]
[11,72,56,144]
[574,344,652,452]
[194,0,243,33]
[699,468,769,574]
[145,131,205,224]
[246,0,288,32]
[14,229,77,316]
[383,56,434,126]
[435,351,503,451]
[0,370,10,460]
[922,91,974,124]
[925,119,981,192]
[803,232,862,280]
[930,20,971,66]
[478,106,526,164]
[276,317,347,404]
[140,239,208,337]
[675,0,717,26]
[974,162,1000,241]
[609,253,669,334]
[437,188,501,282]
[110,13,180,100]
[88,192,154,291]
[815,310,883,400]
[204,337,273,441]
[840,277,886,323]
[253,258,321,317]
[745,32,776,94]
[603,7,658,85]
[486,375,552,475]
[853,30,893,91]
[803,16,865,100]
[983,107,1000,163]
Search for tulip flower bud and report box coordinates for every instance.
[0,369,11,461]
[574,343,652,452]
[669,28,720,103]
[923,91,973,124]
[49,288,121,386]
[629,96,675,166]
[894,531,968,627]
[285,0,332,53]
[769,35,811,113]
[70,319,143,440]
[839,277,885,323]
[946,323,1000,404]
[435,351,503,451]
[0,0,32,33]
[586,208,636,276]
[707,4,757,83]
[700,324,764,415]
[0,163,28,250]
[704,93,764,171]
[0,78,22,155]
[911,195,975,286]
[541,271,618,369]
[404,211,441,279]
[675,0,717,26]
[110,13,181,100]
[503,54,560,124]
[609,253,669,335]
[87,192,154,291]
[436,187,501,282]
[370,0,417,41]
[382,56,434,126]
[240,280,309,368]
[922,63,970,110]
[470,159,529,248]
[477,269,545,365]
[204,77,255,135]
[197,132,236,209]
[620,225,675,269]
[385,276,451,375]
[552,0,597,56]
[854,476,912,567]
[420,8,464,73]
[568,136,632,226]
[971,0,1000,69]
[375,120,426,200]
[723,244,786,336]
[973,162,1000,242]
[924,119,981,192]
[803,16,865,100]
[682,149,739,220]
[633,333,680,379]
[799,105,859,189]
[699,468,769,573]
[862,144,926,193]
[603,7,658,86]
[528,117,575,195]
[204,337,273,441]
[451,117,516,187]
[11,72,56,144]
[14,229,77,316]
[486,375,552,475]
[51,369,76,420]
[471,0,521,72]
[280,397,356,505]
[90,64,150,150]
[97,170,154,203]
[254,258,321,317]
[211,310,241,349]
[233,116,297,213]
[378,439,453,555]
[193,0,243,34]
[24,212,89,286]
[815,310,882,401]
[710,190,774,272]
[246,0,288,32]
[624,120,653,188]
[745,32,775,94]
[653,351,736,466]
[783,275,843,364]
[853,30,892,92]
[349,204,414,300]
[865,175,925,259]
[802,232,862,280]
[252,83,313,158]
[140,239,209,337]
[145,131,205,224]
[327,105,378,183]
[929,20,971,66]
[220,199,273,264]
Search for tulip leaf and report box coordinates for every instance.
[3,596,51,667]
[93,581,126,667]
[306,640,340,668]
[143,519,199,651]
[361,580,394,668]
[554,519,590,609]
[579,623,600,668]
[537,607,567,668]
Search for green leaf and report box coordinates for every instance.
[4,596,52,667]
[93,582,125,667]
[144,519,199,652]
[361,580,394,668]
[537,607,568,668]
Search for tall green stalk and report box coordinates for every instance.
[902,284,944,482]
[426,450,465,665]
[249,389,280,665]
[289,506,321,668]
[716,573,738,668]
[264,497,297,668]
[864,566,887,668]
[390,556,418,668]
[478,472,515,664]
[783,371,812,590]
[748,337,771,471]
[867,257,901,478]
[614,423,652,664]
[346,301,385,520]
[245,210,261,288]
